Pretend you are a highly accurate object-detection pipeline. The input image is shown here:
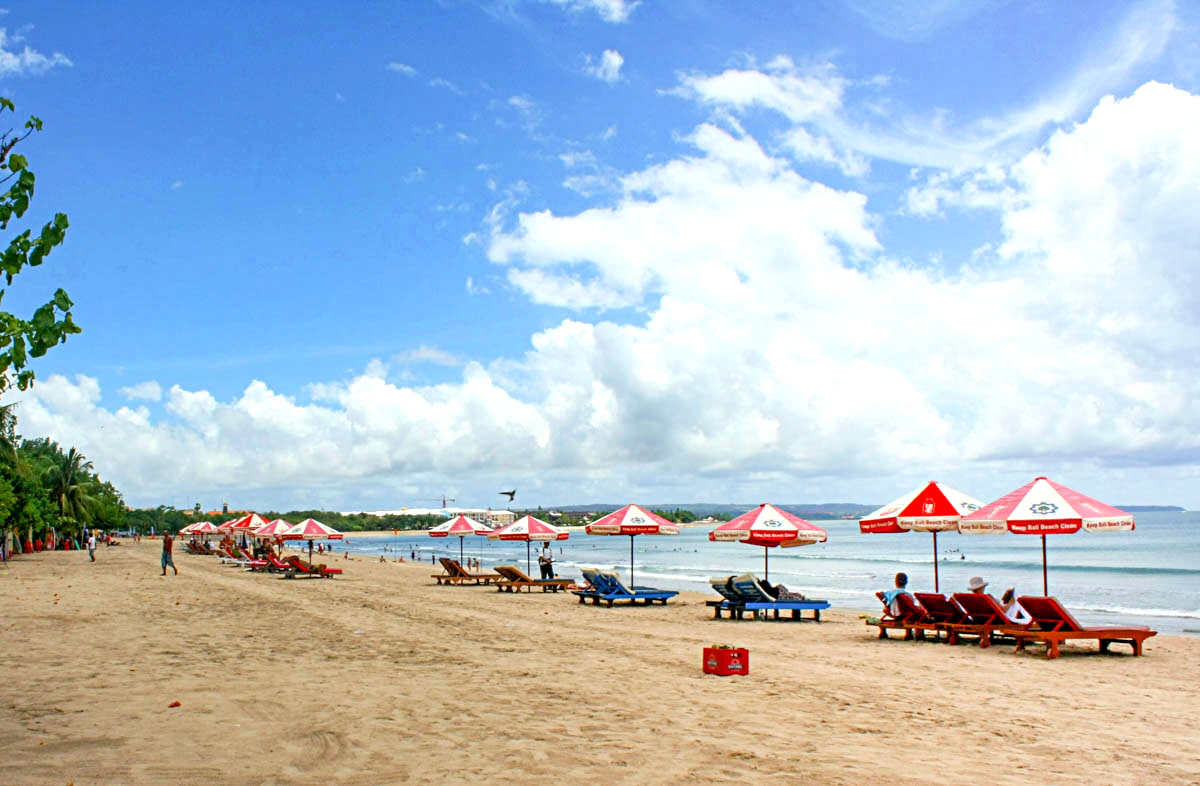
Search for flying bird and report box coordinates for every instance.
[499,489,516,501]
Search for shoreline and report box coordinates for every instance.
[2,542,1198,783]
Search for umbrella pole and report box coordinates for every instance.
[764,546,769,581]
[526,541,531,576]
[459,537,464,564]
[630,535,635,586]
[933,531,939,592]
[1042,534,1048,595]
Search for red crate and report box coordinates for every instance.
[703,647,749,676]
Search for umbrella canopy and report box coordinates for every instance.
[282,518,344,540]
[190,522,220,536]
[488,515,569,574]
[859,481,984,591]
[228,513,270,533]
[586,504,679,586]
[430,515,496,562]
[216,517,241,533]
[252,519,294,539]
[709,504,827,580]
[959,476,1134,594]
[178,522,201,535]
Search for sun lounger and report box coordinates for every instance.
[571,568,604,603]
[282,555,342,579]
[708,574,830,621]
[1009,596,1156,658]
[576,570,677,607]
[264,552,296,573]
[218,547,263,569]
[870,591,936,640]
[431,557,501,585]
[949,592,1030,648]
[493,564,573,593]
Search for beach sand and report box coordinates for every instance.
[2,542,1198,785]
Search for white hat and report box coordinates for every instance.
[967,576,988,591]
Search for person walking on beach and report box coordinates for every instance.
[161,532,177,576]
[87,532,97,562]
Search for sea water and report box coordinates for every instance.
[342,510,1200,635]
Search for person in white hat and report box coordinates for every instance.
[967,576,988,593]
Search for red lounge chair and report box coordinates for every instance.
[950,593,1029,648]
[871,591,935,640]
[1011,596,1156,658]
[283,555,342,579]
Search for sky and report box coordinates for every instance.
[3,0,1200,511]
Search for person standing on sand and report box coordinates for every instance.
[161,532,177,576]
[87,532,96,562]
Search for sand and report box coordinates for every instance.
[1,542,1198,785]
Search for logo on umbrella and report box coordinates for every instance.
[961,502,979,511]
[630,516,646,524]
[762,519,784,528]
[1029,502,1058,515]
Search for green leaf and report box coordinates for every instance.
[0,98,13,113]
[7,154,26,172]
[53,289,73,311]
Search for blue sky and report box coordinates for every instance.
[5,0,1200,511]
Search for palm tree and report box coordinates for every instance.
[43,447,96,525]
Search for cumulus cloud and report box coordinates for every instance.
[0,27,72,76]
[14,79,1200,508]
[120,381,163,402]
[585,49,624,83]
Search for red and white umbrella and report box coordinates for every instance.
[586,504,679,587]
[282,518,344,564]
[709,503,827,580]
[429,515,495,564]
[178,522,202,535]
[216,517,242,533]
[252,519,293,539]
[190,522,220,536]
[488,515,569,575]
[229,513,270,534]
[859,480,984,591]
[959,476,1134,594]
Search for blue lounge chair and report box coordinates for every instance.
[572,568,604,603]
[706,575,744,616]
[718,573,829,621]
[577,570,677,607]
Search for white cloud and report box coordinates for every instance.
[393,346,463,367]
[0,27,72,76]
[14,82,1200,508]
[120,381,163,402]
[430,76,465,95]
[387,62,417,76]
[541,0,639,23]
[585,49,624,83]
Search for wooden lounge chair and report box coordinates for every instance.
[1010,596,1156,658]
[711,574,830,621]
[870,591,934,640]
[431,557,501,585]
[493,564,573,593]
[950,592,1029,648]
[282,555,342,579]
[577,571,677,607]
[912,592,972,643]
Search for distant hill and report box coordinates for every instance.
[1116,505,1185,512]
[552,502,878,519]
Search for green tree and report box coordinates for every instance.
[0,97,80,392]
[42,446,96,528]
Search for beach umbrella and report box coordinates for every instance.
[282,518,344,564]
[585,504,679,588]
[709,504,827,581]
[429,515,495,564]
[178,522,199,536]
[958,476,1134,595]
[253,519,293,539]
[488,515,569,575]
[216,517,242,533]
[859,481,985,592]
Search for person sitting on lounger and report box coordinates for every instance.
[880,572,913,615]
[760,578,806,602]
[1000,587,1032,624]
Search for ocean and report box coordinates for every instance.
[337,510,1200,636]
